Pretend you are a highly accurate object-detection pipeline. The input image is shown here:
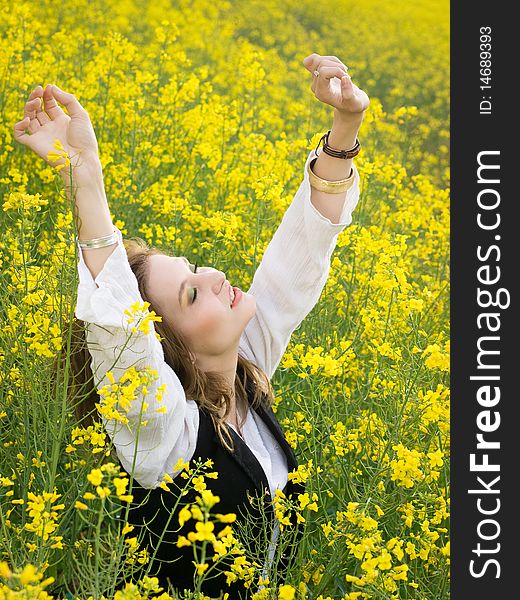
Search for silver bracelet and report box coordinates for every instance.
[78,228,118,250]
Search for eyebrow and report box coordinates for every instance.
[178,257,193,308]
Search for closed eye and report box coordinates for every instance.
[190,262,198,303]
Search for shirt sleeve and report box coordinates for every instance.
[75,227,199,489]
[238,147,361,379]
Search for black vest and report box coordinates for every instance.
[119,373,306,599]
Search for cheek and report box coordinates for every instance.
[190,305,232,350]
[202,301,230,327]
[186,301,228,334]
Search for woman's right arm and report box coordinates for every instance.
[14,84,117,278]
[63,158,116,282]
[14,85,199,489]
[76,226,200,490]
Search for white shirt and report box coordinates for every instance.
[75,147,360,579]
[226,402,288,500]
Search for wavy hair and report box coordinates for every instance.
[62,236,275,454]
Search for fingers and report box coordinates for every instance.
[42,84,65,120]
[340,76,356,101]
[14,83,61,145]
[14,82,85,146]
[303,53,349,76]
[28,85,44,101]
[23,96,42,135]
[13,86,40,143]
[49,85,86,118]
[312,65,350,95]
[320,55,349,74]
[23,96,41,120]
[315,65,349,81]
[35,91,51,126]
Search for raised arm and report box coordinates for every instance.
[13,85,198,489]
[238,54,369,379]
[75,228,199,489]
[238,146,361,379]
[13,84,116,276]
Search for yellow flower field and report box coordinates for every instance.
[0,0,449,598]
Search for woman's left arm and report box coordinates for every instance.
[303,52,370,224]
[238,54,369,379]
[309,111,364,224]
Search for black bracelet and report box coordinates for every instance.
[314,130,361,159]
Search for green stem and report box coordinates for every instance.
[48,163,75,488]
[94,497,106,593]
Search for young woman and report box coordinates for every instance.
[14,53,369,598]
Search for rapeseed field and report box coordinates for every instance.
[0,0,449,598]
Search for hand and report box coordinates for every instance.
[303,53,370,118]
[13,84,100,176]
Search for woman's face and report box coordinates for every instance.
[146,254,256,359]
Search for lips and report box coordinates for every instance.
[223,281,242,308]
[231,287,242,308]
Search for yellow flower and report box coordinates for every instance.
[287,460,320,485]
[96,485,111,498]
[199,489,220,509]
[125,537,139,550]
[138,575,162,592]
[2,192,48,214]
[121,523,134,536]
[176,535,191,548]
[178,506,192,528]
[46,139,71,172]
[173,458,190,474]
[193,562,209,576]
[191,504,204,521]
[113,477,129,497]
[428,449,444,468]
[298,493,310,510]
[216,513,236,523]
[87,468,103,487]
[19,563,41,585]
[24,490,64,541]
[192,475,207,492]
[50,536,64,549]
[278,584,296,600]
[0,561,12,578]
[321,521,334,538]
[124,300,162,335]
[194,521,215,541]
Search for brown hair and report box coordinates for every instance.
[62,236,275,454]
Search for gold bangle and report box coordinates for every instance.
[307,158,355,194]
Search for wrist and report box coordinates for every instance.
[329,110,364,149]
[333,107,365,126]
[60,154,103,185]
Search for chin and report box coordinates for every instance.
[243,292,256,310]
[239,292,256,318]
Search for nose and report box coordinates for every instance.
[201,268,226,294]
[195,267,227,296]
[214,272,226,294]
